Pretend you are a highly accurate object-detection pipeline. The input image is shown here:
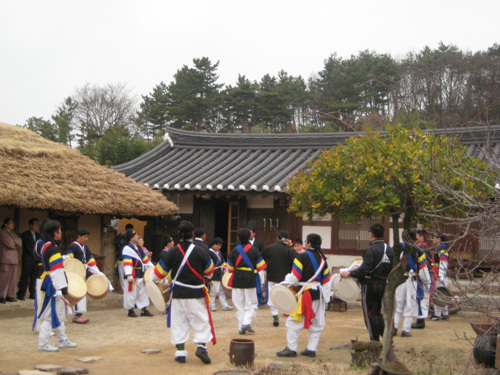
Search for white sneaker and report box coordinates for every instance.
[222,305,235,311]
[210,306,217,312]
[38,343,59,352]
[59,339,77,349]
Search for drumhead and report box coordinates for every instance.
[433,287,452,307]
[86,274,108,299]
[66,271,87,299]
[144,267,154,282]
[269,284,297,314]
[222,272,232,290]
[63,258,86,280]
[146,280,168,312]
[332,274,360,303]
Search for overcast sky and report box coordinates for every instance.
[1,0,498,127]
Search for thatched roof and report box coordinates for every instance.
[0,123,177,217]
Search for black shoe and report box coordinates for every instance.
[441,315,449,320]
[0,298,5,304]
[175,356,186,363]
[430,315,441,321]
[29,296,36,300]
[141,309,154,317]
[411,319,425,329]
[239,327,246,334]
[276,347,297,357]
[273,320,279,327]
[300,349,316,357]
[128,309,138,318]
[401,331,412,337]
[392,330,398,337]
[195,346,211,364]
[242,324,255,333]
[5,297,17,302]
[17,295,25,301]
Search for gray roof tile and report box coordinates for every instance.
[114,126,500,193]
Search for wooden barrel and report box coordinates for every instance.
[472,334,497,368]
[229,339,255,367]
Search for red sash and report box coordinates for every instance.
[177,244,216,345]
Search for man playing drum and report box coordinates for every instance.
[227,228,267,335]
[37,220,77,352]
[261,230,297,327]
[66,228,112,324]
[150,220,215,364]
[276,233,331,358]
[122,230,154,318]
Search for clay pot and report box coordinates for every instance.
[229,339,255,367]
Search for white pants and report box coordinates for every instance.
[394,277,417,332]
[417,283,431,319]
[38,296,68,347]
[34,278,43,332]
[123,278,149,310]
[434,277,449,317]
[170,298,212,345]
[285,299,325,352]
[232,288,258,328]
[267,281,279,316]
[74,295,87,315]
[209,281,228,309]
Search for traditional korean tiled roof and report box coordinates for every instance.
[114,126,500,193]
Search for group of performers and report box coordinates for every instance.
[29,218,449,364]
[30,219,111,352]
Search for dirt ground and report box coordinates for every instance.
[0,294,481,375]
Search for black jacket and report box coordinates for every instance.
[350,239,393,284]
[261,241,296,283]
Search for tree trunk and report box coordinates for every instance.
[381,214,410,364]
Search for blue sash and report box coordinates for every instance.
[236,245,254,271]
[306,251,321,282]
[38,276,61,329]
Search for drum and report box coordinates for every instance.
[144,267,154,282]
[146,280,171,312]
[63,258,86,280]
[222,272,232,290]
[349,258,363,271]
[65,271,87,307]
[269,284,301,314]
[433,286,452,307]
[332,274,360,303]
[86,274,109,299]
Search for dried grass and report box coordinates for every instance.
[0,123,177,217]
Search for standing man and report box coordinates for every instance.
[412,229,432,329]
[114,223,133,291]
[122,229,154,318]
[18,218,40,300]
[227,228,267,334]
[262,230,297,327]
[341,223,393,342]
[151,220,215,364]
[430,232,449,321]
[393,230,430,337]
[37,219,76,352]
[161,234,175,253]
[248,221,265,306]
[66,228,112,324]
[208,237,233,311]
[276,233,331,358]
[0,218,22,303]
